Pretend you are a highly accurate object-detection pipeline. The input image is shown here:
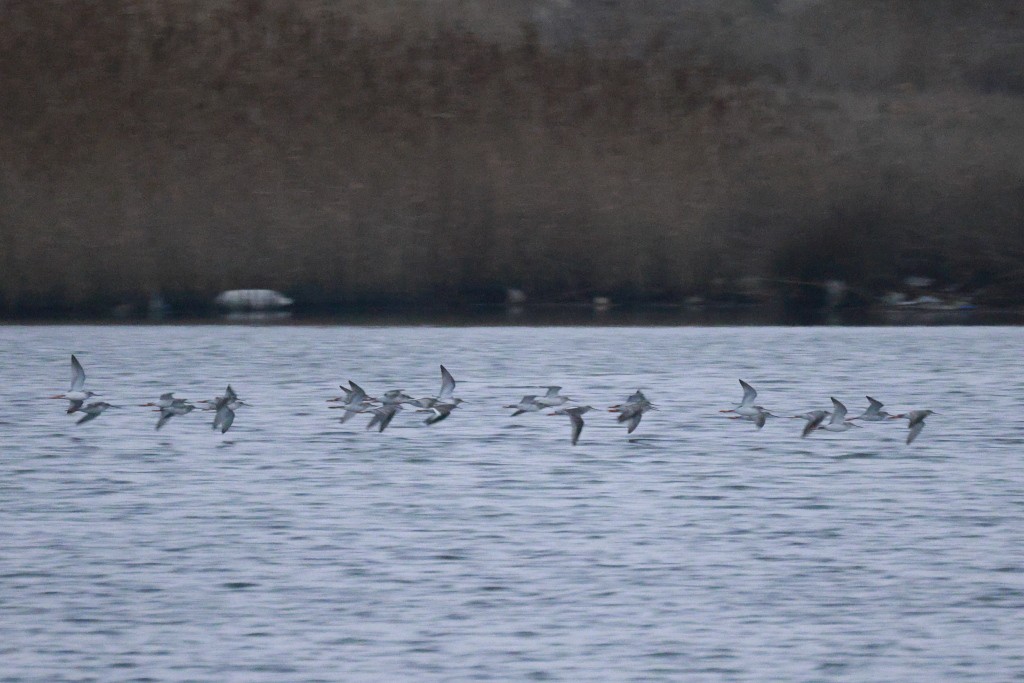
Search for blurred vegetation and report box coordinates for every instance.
[0,0,1022,314]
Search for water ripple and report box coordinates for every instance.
[1,325,1023,680]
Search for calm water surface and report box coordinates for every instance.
[1,326,1023,681]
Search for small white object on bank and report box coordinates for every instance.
[215,289,294,310]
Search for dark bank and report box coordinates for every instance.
[1,1,1022,320]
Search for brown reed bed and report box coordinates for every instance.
[0,1,1022,315]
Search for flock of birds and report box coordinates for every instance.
[50,355,937,445]
[51,355,248,432]
[720,379,936,444]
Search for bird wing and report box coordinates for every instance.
[424,406,452,425]
[219,407,235,434]
[348,381,367,403]
[617,403,642,423]
[156,409,173,430]
[76,410,99,425]
[66,399,84,414]
[829,397,848,423]
[907,411,928,428]
[754,410,767,429]
[438,365,456,401]
[569,412,585,445]
[378,406,399,432]
[625,412,642,434]
[802,411,827,437]
[70,355,86,391]
[739,380,757,406]
[339,404,362,424]
[214,404,233,430]
[509,396,536,412]
[907,420,925,444]
[866,396,884,413]
[545,386,561,397]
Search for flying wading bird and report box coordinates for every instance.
[201,385,246,434]
[892,409,937,445]
[51,354,98,414]
[609,390,655,434]
[50,355,940,447]
[550,406,594,445]
[75,401,117,425]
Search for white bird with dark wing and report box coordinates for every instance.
[505,395,542,416]
[328,380,375,424]
[380,389,414,405]
[202,385,245,434]
[327,382,358,404]
[796,409,830,437]
[549,405,594,445]
[75,401,117,425]
[215,399,245,434]
[366,403,402,432]
[140,392,177,410]
[852,396,893,421]
[746,405,776,429]
[154,398,196,430]
[410,365,459,409]
[811,397,861,433]
[892,409,936,444]
[420,398,465,425]
[535,386,570,408]
[609,390,655,434]
[51,354,98,414]
[721,379,769,419]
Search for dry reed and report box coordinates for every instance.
[0,0,1022,314]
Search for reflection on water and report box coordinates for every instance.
[222,310,294,323]
[1,325,1023,681]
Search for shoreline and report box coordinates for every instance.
[2,301,1019,327]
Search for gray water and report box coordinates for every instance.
[1,325,1023,682]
